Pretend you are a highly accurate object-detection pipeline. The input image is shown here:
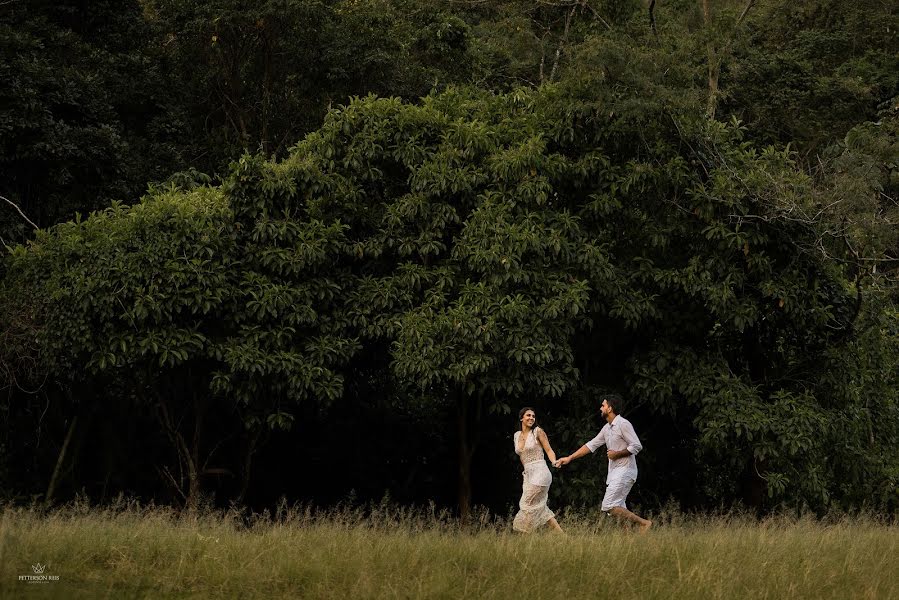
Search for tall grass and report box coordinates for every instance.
[1,498,896,599]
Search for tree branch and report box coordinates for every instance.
[549,3,579,82]
[1,194,39,230]
[581,1,612,30]
[736,0,757,27]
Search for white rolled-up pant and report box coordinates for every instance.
[601,470,637,512]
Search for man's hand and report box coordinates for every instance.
[607,449,629,460]
[554,456,571,468]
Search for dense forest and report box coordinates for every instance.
[1,0,897,519]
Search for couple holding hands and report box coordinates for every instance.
[512,393,653,533]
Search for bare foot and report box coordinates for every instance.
[639,520,653,533]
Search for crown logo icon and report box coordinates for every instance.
[31,563,46,574]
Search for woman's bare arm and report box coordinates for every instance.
[536,428,558,463]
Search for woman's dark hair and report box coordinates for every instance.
[602,393,625,415]
[518,406,537,431]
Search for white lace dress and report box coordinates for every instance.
[512,428,555,532]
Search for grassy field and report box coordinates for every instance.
[1,500,896,599]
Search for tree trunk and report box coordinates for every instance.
[261,25,273,155]
[157,394,201,509]
[456,388,483,524]
[187,391,206,510]
[236,426,262,505]
[700,0,718,119]
[185,462,199,510]
[743,457,767,513]
[702,0,757,120]
[456,388,473,523]
[44,415,78,505]
[549,3,578,83]
[707,53,720,119]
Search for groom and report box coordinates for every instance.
[554,393,652,531]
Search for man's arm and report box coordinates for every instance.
[614,419,642,460]
[554,444,591,467]
[555,429,606,467]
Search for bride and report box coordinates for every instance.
[512,407,563,533]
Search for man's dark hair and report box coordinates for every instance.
[602,393,625,415]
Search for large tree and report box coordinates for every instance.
[1,179,360,507]
[218,84,898,513]
[2,72,896,514]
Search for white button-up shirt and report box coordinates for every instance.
[585,415,642,484]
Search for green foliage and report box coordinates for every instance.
[143,0,333,159]
[324,0,474,97]
[1,0,897,514]
[1,178,361,502]
[218,153,361,412]
[142,0,478,169]
[722,0,899,155]
[0,0,479,247]
[819,100,899,263]
[0,1,190,244]
[17,179,360,410]
[6,79,898,512]
[5,188,235,377]
[218,86,896,511]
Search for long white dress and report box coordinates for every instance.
[512,428,555,532]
